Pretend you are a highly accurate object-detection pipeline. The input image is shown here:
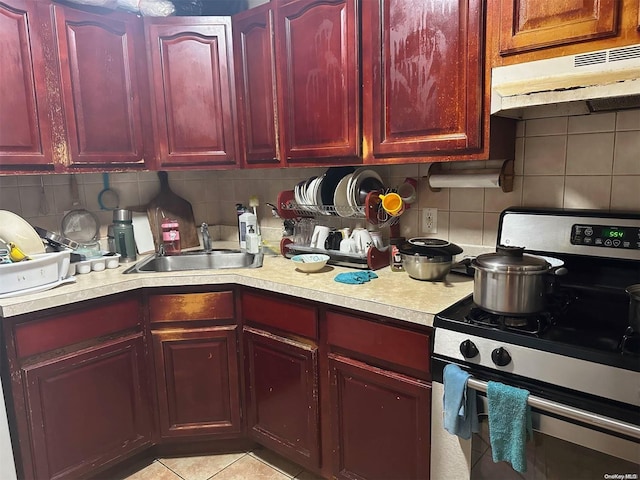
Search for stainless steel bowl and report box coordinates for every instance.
[401,253,452,281]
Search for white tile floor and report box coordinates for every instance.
[121,448,323,480]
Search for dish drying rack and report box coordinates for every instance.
[276,190,400,270]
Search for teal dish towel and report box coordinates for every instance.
[487,381,533,474]
[443,364,479,439]
[334,271,378,284]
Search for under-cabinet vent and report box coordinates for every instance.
[609,44,640,62]
[575,45,640,67]
[574,51,606,67]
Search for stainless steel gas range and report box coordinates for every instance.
[431,208,640,480]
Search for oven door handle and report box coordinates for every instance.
[466,377,640,440]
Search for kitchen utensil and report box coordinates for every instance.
[292,253,330,273]
[0,210,46,255]
[146,171,198,250]
[321,166,355,206]
[398,238,463,281]
[350,228,373,254]
[112,209,137,262]
[39,176,49,215]
[0,251,70,295]
[626,284,640,332]
[34,226,80,251]
[471,245,567,315]
[310,225,330,249]
[61,175,100,244]
[97,173,119,210]
[397,178,417,204]
[378,192,404,216]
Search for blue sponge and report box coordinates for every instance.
[334,271,378,284]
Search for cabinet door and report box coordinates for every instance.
[329,354,431,480]
[244,327,320,470]
[151,326,242,439]
[363,0,484,159]
[145,17,238,168]
[275,0,360,164]
[497,0,619,56]
[23,334,152,480]
[0,0,54,170]
[233,3,281,167]
[52,4,152,168]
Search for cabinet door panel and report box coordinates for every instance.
[233,4,281,166]
[152,326,241,438]
[498,0,618,55]
[244,327,320,470]
[364,0,483,158]
[329,354,431,480]
[0,0,53,168]
[145,18,237,167]
[23,334,151,480]
[276,0,360,163]
[53,4,150,167]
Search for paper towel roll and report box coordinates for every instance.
[428,171,501,189]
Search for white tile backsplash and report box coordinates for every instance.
[1,109,638,252]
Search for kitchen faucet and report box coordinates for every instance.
[155,207,165,256]
[201,223,212,252]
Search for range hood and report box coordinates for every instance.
[491,43,640,119]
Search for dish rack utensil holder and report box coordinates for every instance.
[276,190,400,270]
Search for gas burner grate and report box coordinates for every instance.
[465,307,552,335]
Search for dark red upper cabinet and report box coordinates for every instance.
[52,4,152,168]
[233,3,281,167]
[275,0,360,165]
[0,0,55,171]
[145,17,238,168]
[363,0,484,161]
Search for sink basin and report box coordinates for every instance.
[123,249,263,273]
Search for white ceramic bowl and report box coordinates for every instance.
[292,254,330,273]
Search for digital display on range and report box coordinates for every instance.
[571,224,640,249]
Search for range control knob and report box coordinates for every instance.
[459,339,479,359]
[491,347,512,367]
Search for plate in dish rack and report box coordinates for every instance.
[0,210,46,255]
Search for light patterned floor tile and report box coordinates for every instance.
[122,460,182,480]
[158,453,247,480]
[211,454,291,480]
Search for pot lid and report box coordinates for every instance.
[475,245,549,272]
[398,238,463,258]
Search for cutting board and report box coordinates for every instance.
[145,171,199,250]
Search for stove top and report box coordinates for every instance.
[435,287,639,373]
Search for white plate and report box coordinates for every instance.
[0,210,46,255]
[333,174,356,217]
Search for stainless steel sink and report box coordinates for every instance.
[123,249,263,273]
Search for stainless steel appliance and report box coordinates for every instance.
[431,208,640,479]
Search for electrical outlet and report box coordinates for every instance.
[422,208,437,233]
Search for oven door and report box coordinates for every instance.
[431,358,640,480]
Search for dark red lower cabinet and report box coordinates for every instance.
[244,326,320,471]
[151,326,242,439]
[23,334,152,480]
[329,354,431,480]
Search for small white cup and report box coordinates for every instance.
[351,228,373,254]
[339,237,356,253]
[310,225,330,249]
[398,179,417,204]
[369,230,384,250]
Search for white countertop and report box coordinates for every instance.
[0,246,474,327]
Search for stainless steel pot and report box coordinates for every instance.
[626,284,640,332]
[398,238,463,281]
[471,246,566,315]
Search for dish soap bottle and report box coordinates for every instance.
[238,210,257,250]
[161,218,181,255]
